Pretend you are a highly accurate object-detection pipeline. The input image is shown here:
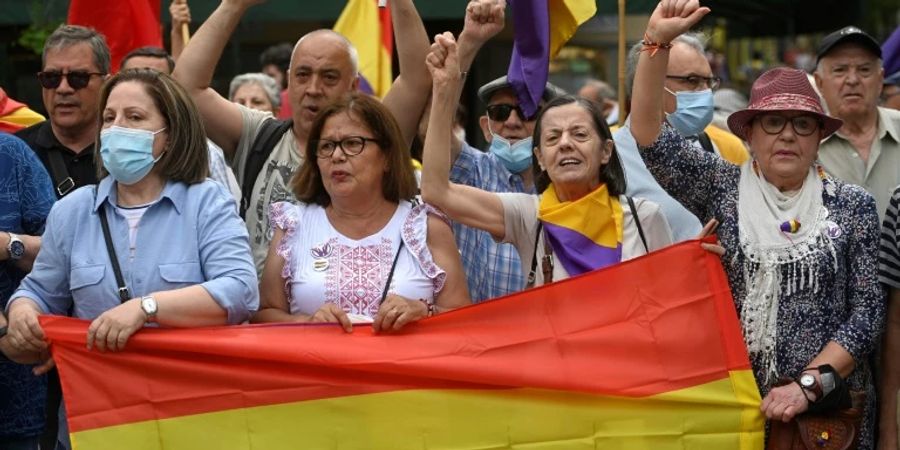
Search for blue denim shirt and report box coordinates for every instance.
[11,176,259,323]
[0,133,55,440]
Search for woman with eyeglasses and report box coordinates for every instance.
[420,33,678,290]
[630,2,883,447]
[252,93,471,332]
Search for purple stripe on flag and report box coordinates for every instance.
[543,221,622,276]
[358,76,375,95]
[507,0,550,119]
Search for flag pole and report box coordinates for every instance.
[617,0,626,127]
[178,0,191,44]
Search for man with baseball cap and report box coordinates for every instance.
[815,26,900,220]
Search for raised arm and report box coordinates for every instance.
[420,33,506,240]
[171,0,265,158]
[381,0,432,149]
[169,0,192,60]
[630,0,709,147]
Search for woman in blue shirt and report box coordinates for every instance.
[6,69,258,362]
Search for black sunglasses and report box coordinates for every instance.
[486,103,534,122]
[36,71,105,90]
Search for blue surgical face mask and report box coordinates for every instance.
[489,134,533,173]
[665,88,714,137]
[100,126,166,185]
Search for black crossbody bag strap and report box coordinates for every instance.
[696,131,715,154]
[47,149,75,197]
[527,223,553,287]
[241,118,293,218]
[96,188,130,302]
[626,196,649,253]
[378,240,405,304]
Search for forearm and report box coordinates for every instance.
[807,341,856,379]
[171,2,249,91]
[456,31,485,73]
[420,82,463,205]
[251,308,308,324]
[382,0,431,147]
[152,285,228,327]
[630,46,668,147]
[2,233,41,272]
[170,24,185,60]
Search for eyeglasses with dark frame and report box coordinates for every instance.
[36,71,106,90]
[486,103,534,122]
[665,74,722,91]
[756,114,821,136]
[315,136,381,158]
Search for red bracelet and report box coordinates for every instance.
[640,33,673,57]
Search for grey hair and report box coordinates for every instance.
[624,31,709,99]
[42,25,111,74]
[228,73,282,109]
[581,79,617,101]
[295,29,360,76]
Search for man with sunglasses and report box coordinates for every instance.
[611,32,747,242]
[15,25,109,199]
[815,26,900,221]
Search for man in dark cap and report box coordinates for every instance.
[815,26,900,220]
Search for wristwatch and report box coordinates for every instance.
[6,233,24,261]
[799,372,823,400]
[818,365,837,397]
[140,295,158,323]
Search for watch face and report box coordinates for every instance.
[800,374,816,388]
[141,297,157,315]
[9,239,24,259]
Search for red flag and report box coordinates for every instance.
[67,0,163,73]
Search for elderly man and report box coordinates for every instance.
[815,26,900,220]
[614,32,747,242]
[173,0,431,274]
[0,134,55,450]
[578,78,619,125]
[15,25,109,198]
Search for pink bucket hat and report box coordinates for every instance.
[727,67,843,141]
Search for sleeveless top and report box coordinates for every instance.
[269,200,447,318]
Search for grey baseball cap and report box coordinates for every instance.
[476,75,567,104]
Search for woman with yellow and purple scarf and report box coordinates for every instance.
[420,32,674,287]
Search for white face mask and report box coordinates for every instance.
[453,126,466,143]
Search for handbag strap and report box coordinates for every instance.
[378,240,405,304]
[527,223,554,287]
[96,188,131,302]
[47,149,75,197]
[626,196,649,254]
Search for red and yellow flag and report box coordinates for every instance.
[333,0,393,98]
[42,241,764,449]
[67,0,163,73]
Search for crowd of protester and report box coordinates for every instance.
[1,0,900,448]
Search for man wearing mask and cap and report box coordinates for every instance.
[815,26,900,220]
[613,32,748,242]
[446,75,564,302]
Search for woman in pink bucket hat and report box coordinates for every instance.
[629,1,883,448]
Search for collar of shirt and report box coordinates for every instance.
[822,106,900,144]
[92,176,185,215]
[35,121,95,155]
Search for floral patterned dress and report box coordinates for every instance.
[639,125,884,448]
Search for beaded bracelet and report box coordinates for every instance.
[640,33,673,57]
[418,299,436,317]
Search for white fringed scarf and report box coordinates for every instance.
[737,161,838,384]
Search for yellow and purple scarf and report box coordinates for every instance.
[538,183,624,276]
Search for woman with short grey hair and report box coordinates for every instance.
[228,73,281,115]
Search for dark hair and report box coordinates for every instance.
[259,42,294,89]
[121,46,175,74]
[95,69,209,183]
[292,92,417,206]
[43,25,110,74]
[531,95,626,196]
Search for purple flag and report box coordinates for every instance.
[507,0,550,119]
[883,26,900,81]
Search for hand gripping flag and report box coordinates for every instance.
[507,0,596,118]
[334,0,394,98]
[67,0,163,73]
[43,240,764,449]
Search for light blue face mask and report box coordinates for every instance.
[488,134,533,173]
[100,126,166,185]
[665,88,714,137]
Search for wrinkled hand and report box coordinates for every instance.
[7,301,47,354]
[426,32,461,88]
[373,294,427,333]
[461,0,505,44]
[646,0,710,44]
[87,299,145,352]
[696,219,725,256]
[169,0,191,26]
[310,302,352,333]
[761,382,809,422]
